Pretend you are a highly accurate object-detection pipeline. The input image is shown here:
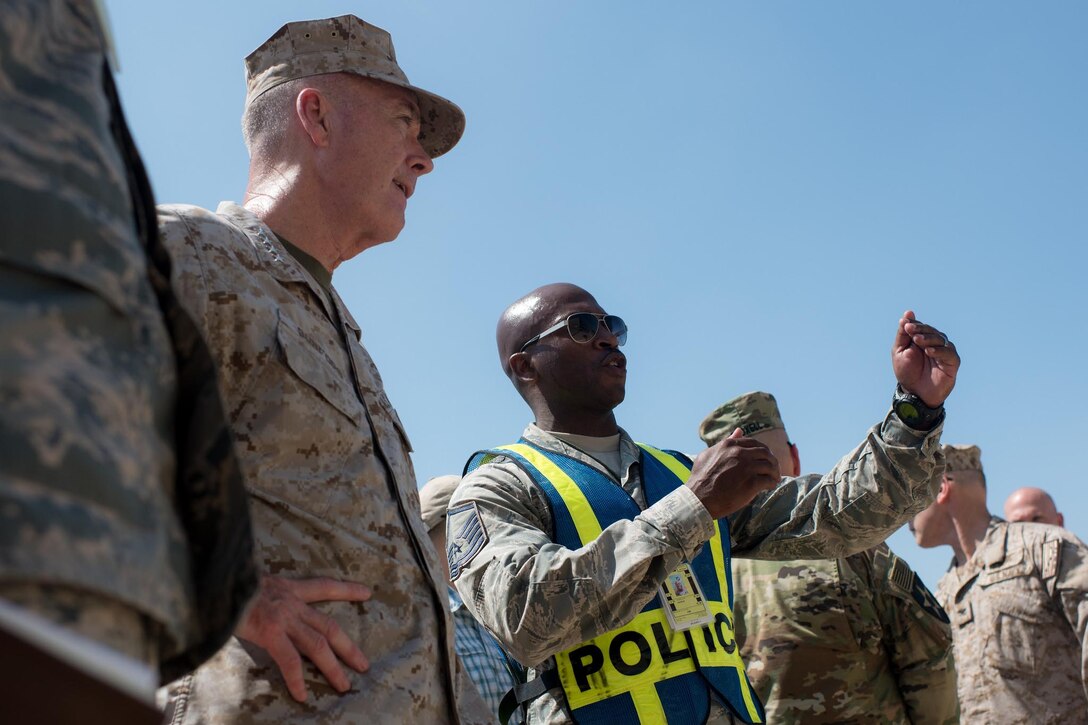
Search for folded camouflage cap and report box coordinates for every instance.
[419,475,462,532]
[941,444,983,474]
[245,15,465,158]
[699,391,784,447]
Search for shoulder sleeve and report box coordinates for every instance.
[157,205,253,400]
[864,545,958,724]
[158,204,212,329]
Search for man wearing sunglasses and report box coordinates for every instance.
[447,282,959,724]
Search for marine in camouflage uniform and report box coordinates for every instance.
[158,16,491,724]
[913,445,1088,723]
[703,392,958,725]
[449,286,960,724]
[0,0,256,681]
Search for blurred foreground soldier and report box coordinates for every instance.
[1004,486,1065,527]
[421,476,525,723]
[0,0,255,700]
[158,14,492,724]
[702,392,957,724]
[911,445,1088,723]
[450,283,959,724]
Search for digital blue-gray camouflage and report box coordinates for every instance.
[0,0,256,682]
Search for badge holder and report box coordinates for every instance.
[657,562,713,632]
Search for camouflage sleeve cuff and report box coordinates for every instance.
[880,407,944,454]
[641,486,716,559]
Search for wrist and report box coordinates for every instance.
[892,384,944,431]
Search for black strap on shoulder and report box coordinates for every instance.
[498,670,560,725]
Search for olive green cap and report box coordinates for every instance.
[699,391,784,447]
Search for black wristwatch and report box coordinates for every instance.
[892,385,945,431]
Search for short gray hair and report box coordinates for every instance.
[240,78,304,158]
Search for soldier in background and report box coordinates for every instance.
[157,15,491,724]
[699,392,958,724]
[0,0,255,688]
[419,475,524,724]
[911,445,1088,723]
[1004,486,1065,527]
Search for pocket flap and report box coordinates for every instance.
[276,317,361,426]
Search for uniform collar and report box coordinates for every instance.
[215,202,361,340]
[945,516,1006,588]
[520,423,642,485]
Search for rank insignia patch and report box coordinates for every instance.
[447,502,488,581]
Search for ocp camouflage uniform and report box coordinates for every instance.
[450,414,944,724]
[733,546,957,724]
[0,0,256,680]
[937,516,1088,723]
[158,203,492,723]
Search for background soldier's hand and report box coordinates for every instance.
[687,429,780,519]
[892,310,960,408]
[235,575,372,702]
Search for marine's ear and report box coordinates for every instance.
[296,87,332,148]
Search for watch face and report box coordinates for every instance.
[896,400,921,422]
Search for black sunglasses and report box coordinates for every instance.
[519,313,628,353]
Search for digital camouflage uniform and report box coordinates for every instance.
[158,203,491,723]
[709,391,957,724]
[732,549,957,724]
[0,0,255,680]
[450,413,944,724]
[937,516,1088,723]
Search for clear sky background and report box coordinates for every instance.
[104,1,1087,591]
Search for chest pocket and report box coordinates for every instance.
[978,555,1050,676]
[277,316,362,426]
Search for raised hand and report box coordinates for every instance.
[687,429,780,519]
[235,576,372,702]
[892,310,960,408]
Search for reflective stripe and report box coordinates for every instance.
[631,687,668,724]
[637,443,692,484]
[494,444,604,544]
[558,610,697,708]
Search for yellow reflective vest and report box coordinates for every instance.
[466,440,765,725]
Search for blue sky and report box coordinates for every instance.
[105,1,1087,590]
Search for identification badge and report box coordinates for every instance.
[657,562,713,632]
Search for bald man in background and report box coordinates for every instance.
[1004,487,1064,527]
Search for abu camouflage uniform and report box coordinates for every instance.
[158,203,491,724]
[937,517,1088,724]
[0,0,256,680]
[733,546,957,724]
[450,413,945,724]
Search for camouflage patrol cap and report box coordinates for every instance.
[699,391,785,446]
[419,475,462,532]
[244,15,465,158]
[941,444,983,474]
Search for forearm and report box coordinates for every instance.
[731,411,943,559]
[451,466,713,667]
